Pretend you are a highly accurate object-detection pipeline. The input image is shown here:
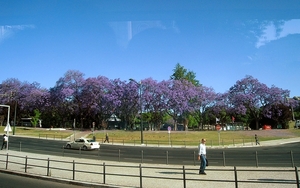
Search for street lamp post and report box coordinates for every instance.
[286,97,295,121]
[13,100,17,135]
[130,79,144,144]
[0,104,10,153]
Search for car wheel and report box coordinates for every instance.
[82,146,88,150]
[66,144,71,149]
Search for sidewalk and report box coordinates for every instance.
[0,150,298,188]
[224,137,300,148]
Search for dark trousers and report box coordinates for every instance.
[1,141,7,150]
[256,139,260,145]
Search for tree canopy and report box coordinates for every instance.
[0,69,299,130]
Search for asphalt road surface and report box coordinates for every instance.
[7,136,300,167]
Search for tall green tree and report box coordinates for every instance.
[170,63,200,86]
[31,109,41,128]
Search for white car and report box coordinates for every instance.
[65,138,100,150]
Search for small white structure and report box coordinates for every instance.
[107,114,121,122]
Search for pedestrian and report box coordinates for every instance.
[255,134,260,145]
[198,138,207,175]
[104,133,109,143]
[1,134,8,150]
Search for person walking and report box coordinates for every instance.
[198,138,207,175]
[255,134,260,145]
[104,133,109,143]
[1,134,8,150]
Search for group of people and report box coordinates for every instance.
[198,134,260,175]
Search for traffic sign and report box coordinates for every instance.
[168,126,171,134]
[4,123,12,132]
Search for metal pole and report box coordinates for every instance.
[130,79,144,145]
[295,166,299,188]
[292,105,295,121]
[291,150,295,168]
[140,83,144,144]
[139,164,143,188]
[166,151,169,165]
[6,106,10,153]
[234,166,238,188]
[25,156,28,173]
[72,160,75,180]
[13,100,17,135]
[287,97,295,121]
[183,166,186,188]
[218,130,220,146]
[141,150,143,163]
[6,153,8,169]
[255,151,259,167]
[223,151,226,167]
[47,158,50,176]
[73,118,76,141]
[103,162,106,184]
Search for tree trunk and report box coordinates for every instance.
[255,119,259,130]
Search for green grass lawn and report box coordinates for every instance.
[91,129,300,146]
[1,127,72,139]
[2,126,300,146]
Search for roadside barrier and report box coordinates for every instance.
[99,138,257,147]
[0,153,299,188]
[7,140,300,168]
[38,134,64,140]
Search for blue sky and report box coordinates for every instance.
[1,0,300,97]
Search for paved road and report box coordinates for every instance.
[6,136,300,167]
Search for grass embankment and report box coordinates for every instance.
[92,129,300,146]
[1,127,72,139]
[2,126,300,146]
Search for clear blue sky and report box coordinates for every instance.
[1,0,300,97]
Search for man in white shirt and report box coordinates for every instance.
[1,134,8,150]
[198,138,207,175]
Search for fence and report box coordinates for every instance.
[0,152,299,188]
[37,133,259,147]
[96,138,258,147]
[38,134,65,140]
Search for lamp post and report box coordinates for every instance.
[286,97,295,121]
[0,104,10,153]
[129,78,144,144]
[12,92,17,135]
